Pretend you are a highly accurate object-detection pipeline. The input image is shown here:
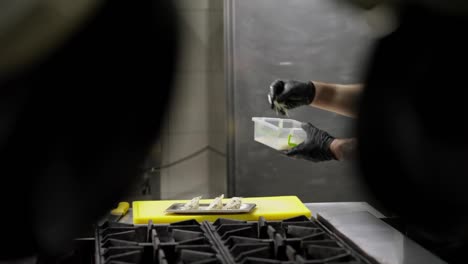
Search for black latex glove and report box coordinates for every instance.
[268,80,316,115]
[285,123,336,162]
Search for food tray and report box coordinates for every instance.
[165,203,256,214]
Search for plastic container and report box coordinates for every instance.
[252,117,307,150]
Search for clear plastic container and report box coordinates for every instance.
[252,117,307,150]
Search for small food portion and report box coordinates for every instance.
[223,197,242,210]
[181,196,202,210]
[206,194,224,210]
[165,195,255,214]
[273,100,289,117]
[177,194,244,212]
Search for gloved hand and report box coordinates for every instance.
[285,122,336,162]
[268,80,316,115]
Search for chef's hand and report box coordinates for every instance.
[285,122,336,162]
[268,80,316,115]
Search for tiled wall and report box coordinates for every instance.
[158,0,226,199]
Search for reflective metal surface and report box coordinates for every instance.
[318,211,446,264]
[306,202,385,219]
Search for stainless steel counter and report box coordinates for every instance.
[310,204,446,264]
[317,211,446,264]
[305,202,385,219]
[305,202,446,263]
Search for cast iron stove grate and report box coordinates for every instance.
[95,216,371,264]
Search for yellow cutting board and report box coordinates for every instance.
[132,196,311,224]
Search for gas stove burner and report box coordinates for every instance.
[95,216,370,264]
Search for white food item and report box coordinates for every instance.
[181,196,202,210]
[273,101,289,117]
[206,194,224,210]
[223,197,242,210]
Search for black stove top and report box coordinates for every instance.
[95,215,371,264]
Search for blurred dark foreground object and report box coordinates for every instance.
[0,0,177,261]
[358,2,468,263]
